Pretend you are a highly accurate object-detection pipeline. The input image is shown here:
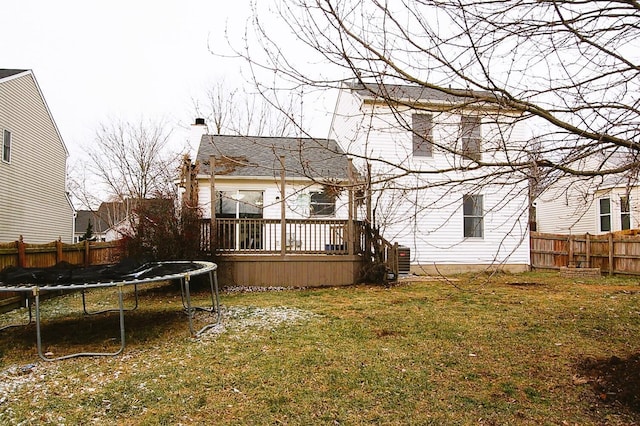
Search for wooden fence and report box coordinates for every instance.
[530,231,640,275]
[0,238,123,309]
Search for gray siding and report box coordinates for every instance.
[0,72,74,243]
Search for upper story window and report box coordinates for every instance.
[460,115,481,161]
[463,194,484,238]
[620,195,631,230]
[412,113,433,157]
[310,191,335,217]
[2,129,11,163]
[599,198,611,232]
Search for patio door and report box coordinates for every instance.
[216,190,264,250]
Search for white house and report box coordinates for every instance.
[329,83,531,273]
[0,69,74,243]
[189,129,354,252]
[534,152,639,235]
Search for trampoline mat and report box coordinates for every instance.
[0,259,204,287]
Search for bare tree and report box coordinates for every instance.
[193,80,301,137]
[87,118,177,201]
[213,0,640,271]
[229,0,638,180]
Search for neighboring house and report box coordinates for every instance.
[74,210,109,242]
[534,155,639,235]
[74,200,157,243]
[328,82,531,273]
[191,132,353,250]
[0,69,74,243]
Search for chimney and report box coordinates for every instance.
[189,117,208,161]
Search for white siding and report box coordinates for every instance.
[0,72,74,243]
[196,177,349,220]
[330,88,530,269]
[536,181,640,235]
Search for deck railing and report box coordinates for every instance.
[200,218,365,255]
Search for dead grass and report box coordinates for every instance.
[0,271,639,425]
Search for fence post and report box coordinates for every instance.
[17,236,26,268]
[84,239,90,268]
[585,233,591,268]
[608,232,614,276]
[568,234,575,267]
[56,238,63,264]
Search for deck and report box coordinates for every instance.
[200,218,395,287]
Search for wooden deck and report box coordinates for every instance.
[200,219,387,287]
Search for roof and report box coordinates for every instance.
[74,202,131,234]
[348,82,495,104]
[75,210,110,235]
[0,69,28,80]
[196,135,350,180]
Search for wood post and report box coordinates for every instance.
[56,238,63,264]
[17,236,25,268]
[585,233,591,268]
[280,156,286,257]
[608,232,614,276]
[347,159,355,256]
[84,239,90,267]
[568,234,574,267]
[210,155,216,253]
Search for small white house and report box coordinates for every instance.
[329,83,531,273]
[534,170,639,235]
[189,130,354,252]
[0,69,74,243]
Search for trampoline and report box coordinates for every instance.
[0,260,220,361]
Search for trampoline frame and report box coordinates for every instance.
[0,261,220,361]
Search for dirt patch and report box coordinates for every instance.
[576,353,640,412]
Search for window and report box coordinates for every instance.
[463,194,484,238]
[2,130,10,163]
[412,113,433,157]
[621,196,631,230]
[215,190,263,218]
[599,198,611,232]
[310,191,335,217]
[460,115,481,161]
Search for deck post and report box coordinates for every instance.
[280,156,286,257]
[347,159,356,255]
[210,155,216,252]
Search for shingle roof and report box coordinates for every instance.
[348,82,494,104]
[196,135,350,180]
[0,69,28,80]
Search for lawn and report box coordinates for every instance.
[0,271,639,425]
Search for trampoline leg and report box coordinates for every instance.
[82,283,139,315]
[181,271,221,337]
[36,284,127,362]
[183,275,196,336]
[0,298,33,331]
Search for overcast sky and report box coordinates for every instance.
[1,0,325,162]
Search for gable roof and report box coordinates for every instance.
[0,69,28,80]
[0,68,69,158]
[197,135,350,180]
[347,82,495,105]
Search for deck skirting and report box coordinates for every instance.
[215,254,364,287]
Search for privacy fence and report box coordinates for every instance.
[530,231,640,276]
[0,238,122,308]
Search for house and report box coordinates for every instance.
[328,82,531,273]
[185,127,367,286]
[191,133,353,247]
[534,152,639,235]
[73,201,130,242]
[0,69,74,243]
